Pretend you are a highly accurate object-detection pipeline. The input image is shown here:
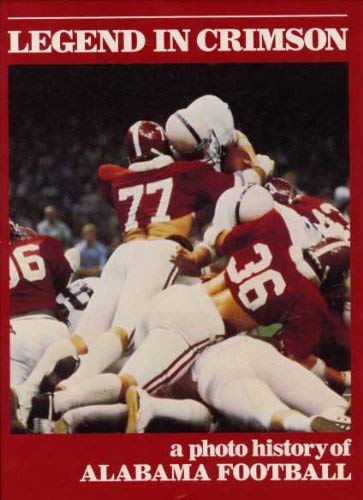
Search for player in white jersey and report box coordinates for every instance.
[166,95,260,176]
[171,184,321,277]
[56,277,100,333]
[30,185,348,434]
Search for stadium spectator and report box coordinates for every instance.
[75,223,107,278]
[10,65,349,240]
[36,205,73,248]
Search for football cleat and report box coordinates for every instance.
[311,415,351,432]
[39,356,81,393]
[28,392,60,430]
[125,386,154,433]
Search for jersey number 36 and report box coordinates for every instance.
[227,243,286,311]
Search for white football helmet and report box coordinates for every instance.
[188,95,235,146]
[165,108,211,158]
[237,185,275,223]
[188,95,235,168]
[212,184,274,231]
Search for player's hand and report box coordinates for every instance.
[170,246,201,276]
[253,154,275,179]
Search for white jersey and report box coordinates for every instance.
[273,201,322,249]
[56,277,100,332]
[199,186,321,260]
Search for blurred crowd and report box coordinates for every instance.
[9,63,349,254]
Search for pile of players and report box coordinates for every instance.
[10,95,351,434]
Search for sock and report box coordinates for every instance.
[341,371,351,388]
[153,397,213,430]
[19,339,77,395]
[61,331,123,389]
[63,403,127,432]
[281,410,313,432]
[310,357,327,382]
[53,373,122,414]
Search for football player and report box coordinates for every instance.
[30,186,347,428]
[166,95,261,176]
[265,178,351,387]
[265,177,350,242]
[10,221,76,386]
[20,120,261,406]
[124,335,349,433]
[170,183,321,278]
[9,221,78,431]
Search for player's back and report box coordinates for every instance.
[292,194,350,241]
[10,235,72,317]
[99,158,235,243]
[223,209,329,328]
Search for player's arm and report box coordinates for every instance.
[170,220,228,274]
[98,163,128,205]
[171,184,238,274]
[280,307,350,393]
[223,129,256,171]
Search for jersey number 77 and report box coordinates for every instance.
[118,177,173,231]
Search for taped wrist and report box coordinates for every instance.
[254,154,275,178]
[202,225,225,250]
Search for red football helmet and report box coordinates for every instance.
[9,220,37,242]
[265,177,297,205]
[124,120,170,163]
[19,225,37,239]
[304,238,350,294]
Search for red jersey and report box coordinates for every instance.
[10,236,72,317]
[222,210,331,359]
[292,195,350,241]
[98,160,236,233]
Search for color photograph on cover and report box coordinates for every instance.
[9,63,350,435]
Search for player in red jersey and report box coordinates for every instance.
[10,222,73,386]
[22,120,257,402]
[9,221,75,432]
[265,178,351,387]
[265,177,350,242]
[31,186,349,432]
